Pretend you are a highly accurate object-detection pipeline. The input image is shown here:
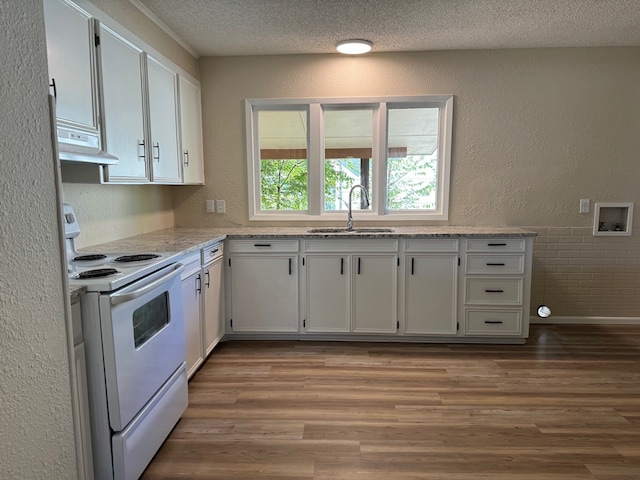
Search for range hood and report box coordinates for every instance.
[56,124,118,165]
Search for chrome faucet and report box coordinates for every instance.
[347,184,370,231]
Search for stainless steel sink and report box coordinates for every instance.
[307,227,394,234]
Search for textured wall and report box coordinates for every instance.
[175,48,640,230]
[0,1,77,478]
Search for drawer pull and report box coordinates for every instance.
[484,320,504,324]
[485,289,504,293]
[254,243,272,247]
[486,262,506,266]
[487,243,507,247]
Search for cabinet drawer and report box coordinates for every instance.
[404,238,459,253]
[466,254,525,274]
[466,238,526,253]
[203,242,223,263]
[465,309,522,336]
[464,278,523,305]
[228,239,299,253]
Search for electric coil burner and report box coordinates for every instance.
[113,254,160,263]
[74,254,108,262]
[76,268,120,279]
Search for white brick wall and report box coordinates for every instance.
[526,227,640,317]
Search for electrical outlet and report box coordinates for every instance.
[216,200,226,213]
[206,199,215,213]
[579,199,590,214]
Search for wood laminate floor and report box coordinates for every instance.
[142,325,640,479]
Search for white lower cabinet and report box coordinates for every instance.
[460,238,533,339]
[181,252,203,378]
[202,244,224,355]
[180,242,224,379]
[304,255,350,333]
[403,254,459,335]
[224,235,533,342]
[228,240,299,333]
[303,239,398,334]
[352,254,398,333]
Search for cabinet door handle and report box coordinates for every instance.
[411,257,415,275]
[49,78,57,99]
[485,289,504,293]
[484,320,504,324]
[486,262,505,266]
[340,257,344,275]
[288,258,292,275]
[153,142,160,162]
[196,273,201,294]
[254,243,271,247]
[487,243,507,247]
[357,257,361,275]
[205,269,210,288]
[137,140,146,160]
[184,150,189,166]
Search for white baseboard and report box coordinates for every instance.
[530,316,640,325]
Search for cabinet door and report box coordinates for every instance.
[203,258,224,355]
[352,255,397,334]
[230,255,298,332]
[181,271,203,379]
[178,76,205,184]
[305,255,350,333]
[98,24,148,182]
[43,0,99,133]
[404,254,458,335]
[147,55,181,183]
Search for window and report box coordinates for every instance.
[246,95,453,221]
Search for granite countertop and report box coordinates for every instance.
[83,226,537,256]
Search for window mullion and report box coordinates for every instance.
[374,102,388,216]
[307,103,322,215]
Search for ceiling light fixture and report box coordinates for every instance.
[336,39,372,55]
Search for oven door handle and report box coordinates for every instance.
[110,263,184,305]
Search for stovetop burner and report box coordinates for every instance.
[113,254,160,263]
[76,268,120,279]
[73,254,108,262]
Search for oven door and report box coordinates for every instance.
[99,262,185,431]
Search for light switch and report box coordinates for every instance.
[216,200,226,213]
[206,199,215,213]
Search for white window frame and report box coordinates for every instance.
[245,95,453,222]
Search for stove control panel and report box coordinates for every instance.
[63,203,80,239]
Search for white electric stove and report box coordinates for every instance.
[63,203,187,480]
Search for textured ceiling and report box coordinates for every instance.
[136,0,640,57]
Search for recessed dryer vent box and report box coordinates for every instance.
[593,202,633,236]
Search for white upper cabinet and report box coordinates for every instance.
[43,0,100,137]
[49,0,204,184]
[179,76,205,184]
[147,56,181,183]
[97,23,148,182]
